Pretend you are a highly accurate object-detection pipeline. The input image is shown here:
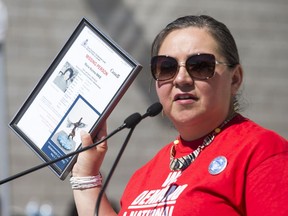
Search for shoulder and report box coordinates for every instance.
[223,114,288,171]
[226,114,287,149]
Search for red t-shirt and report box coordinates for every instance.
[119,115,288,216]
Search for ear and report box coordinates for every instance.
[231,64,243,95]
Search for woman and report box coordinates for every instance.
[71,15,288,215]
[53,67,74,92]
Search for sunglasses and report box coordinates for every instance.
[151,53,233,81]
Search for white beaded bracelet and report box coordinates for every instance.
[70,173,102,190]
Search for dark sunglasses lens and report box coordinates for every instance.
[151,56,178,81]
[186,54,215,79]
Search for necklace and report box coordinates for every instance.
[169,113,237,171]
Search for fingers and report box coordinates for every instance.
[80,130,93,147]
[72,123,108,177]
[80,121,107,149]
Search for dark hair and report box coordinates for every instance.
[151,15,240,66]
[64,68,74,80]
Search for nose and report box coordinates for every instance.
[173,62,194,85]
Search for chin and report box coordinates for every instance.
[171,114,195,124]
[174,109,206,123]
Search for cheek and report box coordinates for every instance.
[199,77,231,103]
[205,79,232,107]
[155,82,172,105]
[156,84,165,102]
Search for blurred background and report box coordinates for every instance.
[0,0,287,215]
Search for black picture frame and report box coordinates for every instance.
[9,18,142,180]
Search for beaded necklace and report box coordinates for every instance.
[169,113,236,171]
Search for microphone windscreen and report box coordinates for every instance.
[146,102,163,117]
[124,112,142,128]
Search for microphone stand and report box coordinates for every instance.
[0,123,129,185]
[95,125,136,216]
[0,103,161,185]
[93,103,163,215]
[0,102,162,215]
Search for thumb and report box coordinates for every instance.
[72,130,107,177]
[80,130,93,147]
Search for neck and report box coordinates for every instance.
[174,111,236,141]
[175,122,215,141]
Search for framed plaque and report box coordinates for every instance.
[10,18,142,180]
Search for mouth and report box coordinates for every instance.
[174,94,198,102]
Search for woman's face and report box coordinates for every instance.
[64,70,72,80]
[156,27,241,139]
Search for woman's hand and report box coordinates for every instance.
[72,123,117,216]
[72,122,108,177]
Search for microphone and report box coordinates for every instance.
[122,102,162,128]
[0,102,162,185]
[95,102,162,216]
[142,102,163,119]
[122,112,142,129]
[117,102,162,130]
[0,112,141,185]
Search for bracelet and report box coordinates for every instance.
[70,173,102,190]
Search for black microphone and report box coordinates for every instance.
[118,102,162,129]
[123,112,142,129]
[95,102,162,216]
[0,111,144,185]
[142,102,163,119]
[0,103,162,185]
[122,102,162,128]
